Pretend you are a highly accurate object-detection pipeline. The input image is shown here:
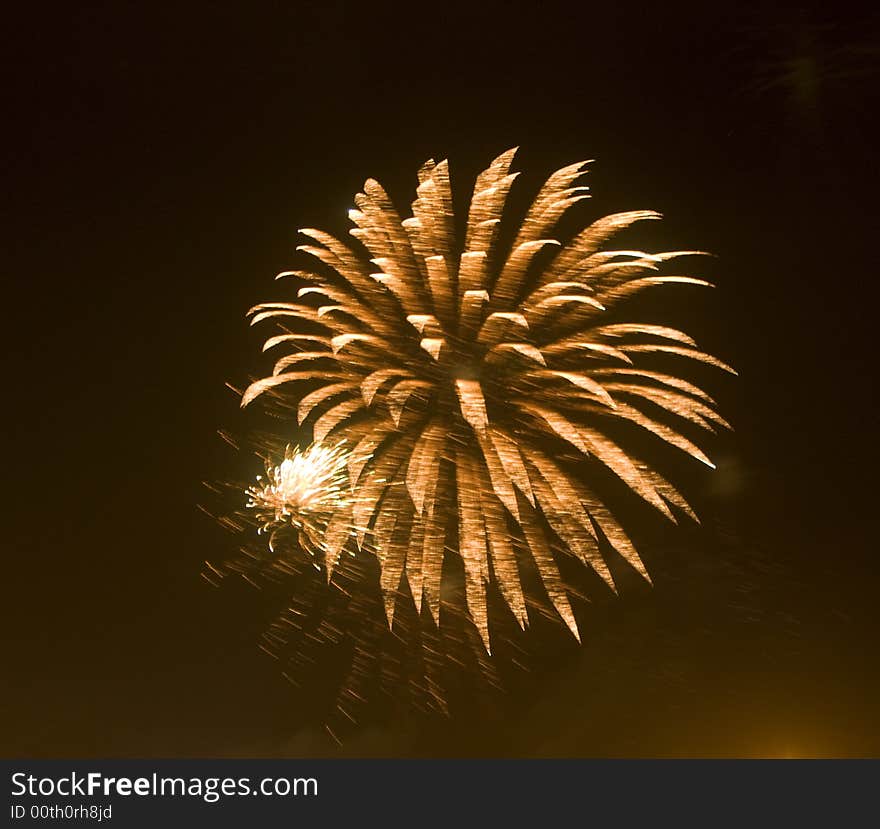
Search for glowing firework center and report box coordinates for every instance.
[247,443,350,551]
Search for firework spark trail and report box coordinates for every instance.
[241,148,734,657]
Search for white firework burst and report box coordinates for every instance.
[246,442,351,559]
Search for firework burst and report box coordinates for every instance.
[241,148,734,653]
[246,441,351,559]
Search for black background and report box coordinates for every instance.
[3,1,878,757]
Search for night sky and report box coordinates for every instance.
[3,2,879,757]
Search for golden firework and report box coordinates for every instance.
[242,148,734,651]
[246,442,351,559]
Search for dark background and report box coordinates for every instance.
[3,1,878,757]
